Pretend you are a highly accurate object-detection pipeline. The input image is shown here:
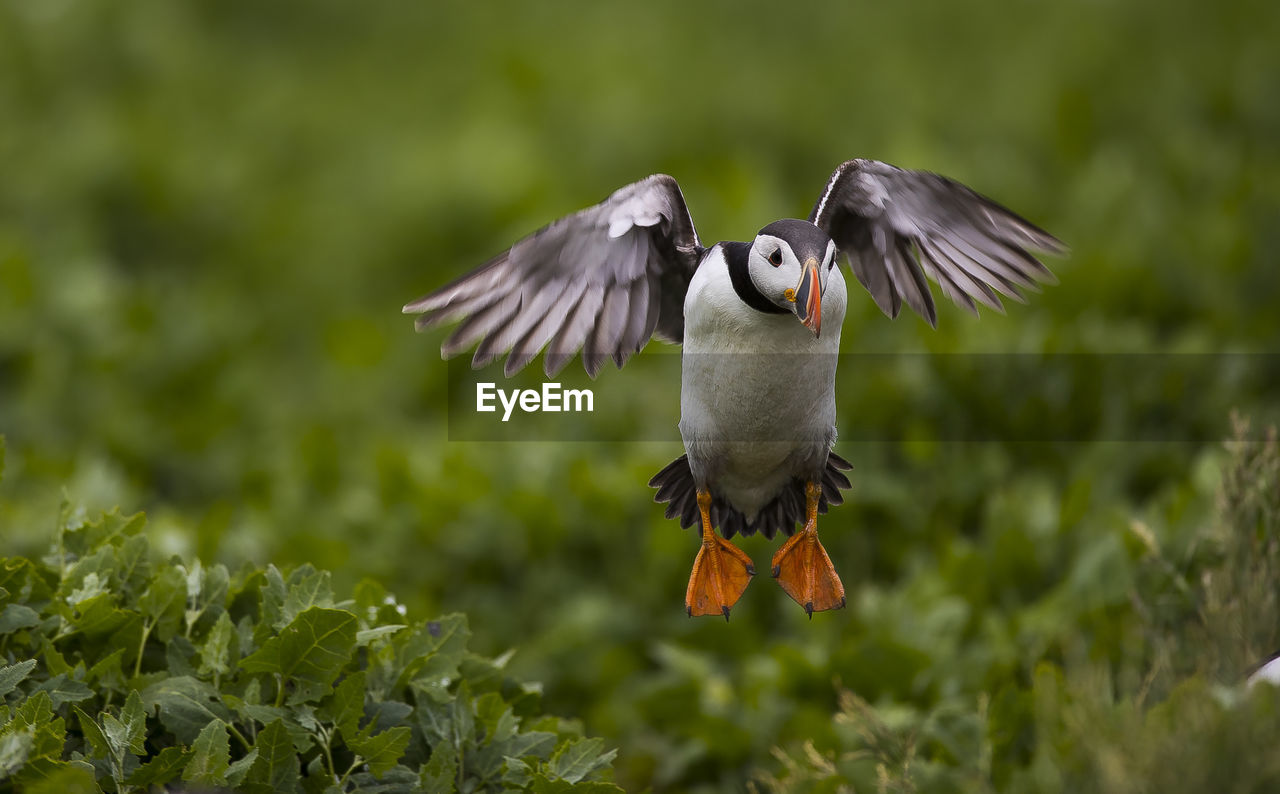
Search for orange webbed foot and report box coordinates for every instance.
[771,481,845,617]
[686,529,755,619]
[686,490,755,619]
[770,529,845,617]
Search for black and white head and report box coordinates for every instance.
[748,218,838,337]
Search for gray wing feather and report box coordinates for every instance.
[615,277,652,368]
[810,159,1064,327]
[405,175,702,377]
[545,284,606,377]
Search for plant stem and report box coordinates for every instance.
[320,731,338,786]
[228,723,252,752]
[338,755,363,789]
[113,749,132,794]
[133,618,154,679]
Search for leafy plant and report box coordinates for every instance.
[757,419,1280,793]
[0,497,620,793]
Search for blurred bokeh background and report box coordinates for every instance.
[2,0,1278,790]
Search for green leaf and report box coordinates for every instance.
[243,675,264,706]
[37,638,70,676]
[30,674,94,710]
[101,710,145,759]
[165,634,199,678]
[142,675,234,744]
[356,624,407,646]
[0,604,40,634]
[225,748,259,787]
[240,607,357,704]
[61,509,145,559]
[475,692,517,745]
[126,745,192,787]
[415,684,473,747]
[6,691,53,735]
[529,776,624,794]
[501,730,558,762]
[98,713,129,762]
[260,565,288,632]
[87,647,126,691]
[14,759,99,794]
[0,659,37,697]
[182,558,205,604]
[0,559,33,604]
[0,730,34,779]
[291,703,319,733]
[366,700,412,734]
[4,693,65,773]
[352,577,389,613]
[545,737,616,784]
[351,726,411,777]
[243,719,300,794]
[502,755,533,787]
[419,742,458,793]
[225,698,286,728]
[282,566,334,626]
[64,546,118,603]
[115,534,152,598]
[199,563,230,609]
[69,592,138,639]
[394,614,470,692]
[183,719,230,785]
[138,563,187,642]
[345,765,420,792]
[182,560,230,634]
[72,707,110,759]
[119,691,147,754]
[65,571,108,606]
[198,611,235,679]
[324,670,366,741]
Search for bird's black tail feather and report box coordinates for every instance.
[648,452,853,540]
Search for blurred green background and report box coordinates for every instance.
[2,0,1279,790]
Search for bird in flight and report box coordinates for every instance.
[404,159,1063,619]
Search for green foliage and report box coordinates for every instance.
[759,420,1280,792]
[0,507,620,792]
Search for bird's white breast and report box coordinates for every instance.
[678,245,847,518]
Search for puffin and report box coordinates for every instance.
[404,159,1063,619]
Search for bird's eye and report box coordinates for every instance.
[768,249,783,267]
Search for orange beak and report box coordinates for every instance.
[793,257,822,338]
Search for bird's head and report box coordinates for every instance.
[749,219,837,337]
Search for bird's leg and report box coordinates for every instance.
[771,481,846,617]
[685,489,755,620]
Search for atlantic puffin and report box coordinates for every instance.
[404,159,1063,619]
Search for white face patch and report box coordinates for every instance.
[749,235,808,307]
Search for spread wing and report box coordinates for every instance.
[404,175,703,377]
[810,159,1065,327]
